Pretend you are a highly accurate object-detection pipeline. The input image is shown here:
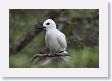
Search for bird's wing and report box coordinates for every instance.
[57,33,67,50]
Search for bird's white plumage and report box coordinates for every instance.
[43,19,67,55]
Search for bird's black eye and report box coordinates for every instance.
[46,23,50,25]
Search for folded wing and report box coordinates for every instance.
[57,33,67,50]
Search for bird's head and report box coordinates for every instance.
[35,19,56,30]
[42,19,56,30]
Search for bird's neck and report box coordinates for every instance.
[46,28,57,31]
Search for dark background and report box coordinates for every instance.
[9,9,99,68]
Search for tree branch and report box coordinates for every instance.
[31,53,69,61]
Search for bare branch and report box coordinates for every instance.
[31,53,70,64]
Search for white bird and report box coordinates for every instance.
[37,19,68,55]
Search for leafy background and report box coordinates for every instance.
[9,9,99,68]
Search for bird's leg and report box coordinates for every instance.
[48,50,54,56]
[52,50,56,56]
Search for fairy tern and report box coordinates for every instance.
[36,19,68,55]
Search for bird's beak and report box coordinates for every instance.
[41,26,46,29]
[34,25,46,29]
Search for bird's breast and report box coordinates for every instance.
[45,31,62,51]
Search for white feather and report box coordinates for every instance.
[43,19,68,55]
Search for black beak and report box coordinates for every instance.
[36,26,46,29]
[41,26,46,29]
[34,24,46,29]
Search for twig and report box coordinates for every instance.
[31,53,70,62]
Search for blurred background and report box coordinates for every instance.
[9,9,99,68]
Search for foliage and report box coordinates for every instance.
[9,9,99,68]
